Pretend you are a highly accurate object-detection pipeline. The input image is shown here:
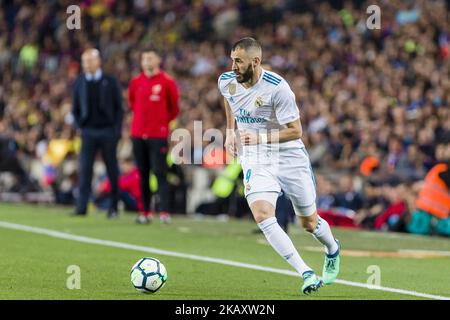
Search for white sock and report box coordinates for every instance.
[311,217,338,255]
[258,217,311,276]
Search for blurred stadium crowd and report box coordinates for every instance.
[0,0,449,233]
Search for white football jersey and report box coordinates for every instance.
[218,68,305,155]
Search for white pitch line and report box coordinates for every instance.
[1,221,449,300]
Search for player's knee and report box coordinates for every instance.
[248,196,277,224]
[254,210,273,224]
[252,205,275,224]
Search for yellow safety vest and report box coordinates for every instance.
[211,159,242,198]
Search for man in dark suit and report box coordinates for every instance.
[72,48,123,218]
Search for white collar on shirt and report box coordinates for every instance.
[85,69,103,81]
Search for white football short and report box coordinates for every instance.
[241,147,317,217]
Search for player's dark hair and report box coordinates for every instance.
[232,37,261,53]
[141,47,161,57]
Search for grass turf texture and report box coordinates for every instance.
[0,203,449,300]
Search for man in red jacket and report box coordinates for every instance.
[128,49,180,224]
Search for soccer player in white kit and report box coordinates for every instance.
[218,38,340,294]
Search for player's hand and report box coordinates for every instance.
[239,130,259,145]
[225,129,237,156]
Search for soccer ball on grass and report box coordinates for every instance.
[130,257,168,293]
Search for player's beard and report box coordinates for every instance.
[235,64,253,84]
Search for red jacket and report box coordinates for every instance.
[100,168,143,212]
[374,201,407,230]
[128,71,180,139]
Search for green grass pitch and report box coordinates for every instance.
[0,203,449,300]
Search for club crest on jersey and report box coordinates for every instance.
[229,83,236,95]
[255,96,263,107]
[150,84,162,101]
[152,84,162,94]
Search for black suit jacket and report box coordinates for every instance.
[72,73,123,137]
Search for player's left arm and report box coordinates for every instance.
[270,118,303,143]
[240,80,303,145]
[240,118,302,144]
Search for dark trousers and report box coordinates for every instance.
[132,137,169,212]
[77,128,119,214]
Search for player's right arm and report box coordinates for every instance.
[223,97,237,156]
